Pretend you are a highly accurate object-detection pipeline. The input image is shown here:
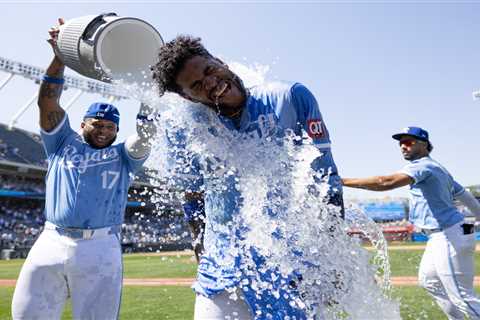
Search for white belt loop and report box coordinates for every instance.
[82,229,95,239]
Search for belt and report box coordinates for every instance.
[420,223,475,236]
[44,222,121,240]
[461,223,475,235]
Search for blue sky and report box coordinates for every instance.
[1,1,479,199]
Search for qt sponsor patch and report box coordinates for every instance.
[307,119,325,139]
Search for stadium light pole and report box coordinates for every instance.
[64,90,84,111]
[0,56,129,129]
[0,73,14,90]
[9,92,39,129]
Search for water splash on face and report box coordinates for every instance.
[214,95,221,115]
[115,61,400,319]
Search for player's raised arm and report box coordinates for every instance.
[38,18,66,132]
[125,103,157,159]
[342,173,413,191]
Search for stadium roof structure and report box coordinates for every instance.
[0,56,128,129]
[0,123,46,171]
[0,56,158,185]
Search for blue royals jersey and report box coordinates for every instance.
[180,82,341,197]
[401,156,465,230]
[41,115,147,229]
[170,82,341,319]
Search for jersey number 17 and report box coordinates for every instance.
[101,170,120,189]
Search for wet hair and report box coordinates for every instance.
[151,35,213,96]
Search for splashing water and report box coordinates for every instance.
[116,61,401,319]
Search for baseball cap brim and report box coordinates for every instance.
[392,133,428,142]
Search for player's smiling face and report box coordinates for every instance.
[81,118,118,149]
[176,55,247,118]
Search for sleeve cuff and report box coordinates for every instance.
[400,169,416,184]
[40,114,67,136]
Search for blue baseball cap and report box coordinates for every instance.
[84,102,120,127]
[392,126,429,142]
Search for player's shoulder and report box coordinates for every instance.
[405,157,438,173]
[249,81,296,100]
[250,81,316,105]
[418,156,441,168]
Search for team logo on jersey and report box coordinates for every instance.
[256,113,277,139]
[307,119,325,139]
[61,145,120,173]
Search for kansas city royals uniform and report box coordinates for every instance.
[12,115,147,319]
[172,82,342,319]
[401,156,480,319]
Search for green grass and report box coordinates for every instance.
[0,286,194,320]
[2,250,480,280]
[388,242,427,247]
[392,286,447,320]
[3,249,480,280]
[0,287,13,320]
[0,259,24,279]
[387,250,480,276]
[2,246,480,319]
[0,254,198,279]
[123,254,197,278]
[1,285,473,320]
[388,250,423,276]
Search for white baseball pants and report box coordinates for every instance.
[11,224,123,320]
[419,221,480,320]
[194,287,252,320]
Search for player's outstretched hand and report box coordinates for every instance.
[47,18,65,60]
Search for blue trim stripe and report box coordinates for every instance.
[42,75,65,85]
[446,239,480,318]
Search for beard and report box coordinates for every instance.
[403,150,423,161]
[215,74,247,117]
[83,132,116,149]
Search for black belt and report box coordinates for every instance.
[421,223,475,236]
[461,223,475,235]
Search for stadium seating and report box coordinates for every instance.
[0,123,191,258]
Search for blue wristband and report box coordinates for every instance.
[183,199,205,222]
[42,75,65,85]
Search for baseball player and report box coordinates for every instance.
[11,18,156,319]
[342,126,480,319]
[152,35,344,319]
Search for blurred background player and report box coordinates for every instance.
[342,126,480,319]
[11,18,156,319]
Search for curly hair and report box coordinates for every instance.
[427,141,434,153]
[151,35,213,96]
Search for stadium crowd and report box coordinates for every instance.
[0,196,190,255]
[0,174,45,193]
[0,199,44,252]
[122,211,191,251]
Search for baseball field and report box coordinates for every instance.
[1,244,479,319]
